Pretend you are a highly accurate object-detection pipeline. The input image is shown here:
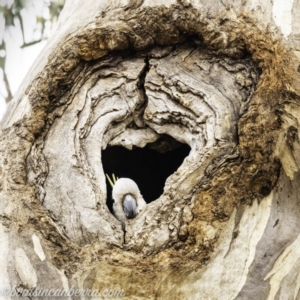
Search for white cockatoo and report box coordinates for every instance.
[111,178,146,223]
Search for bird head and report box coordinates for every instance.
[107,176,146,223]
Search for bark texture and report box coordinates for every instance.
[1,0,300,299]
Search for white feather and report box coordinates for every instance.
[112,178,146,223]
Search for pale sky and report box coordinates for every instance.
[0,0,54,121]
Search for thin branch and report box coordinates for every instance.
[3,71,13,103]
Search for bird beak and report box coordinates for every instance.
[123,194,137,219]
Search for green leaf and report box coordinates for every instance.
[48,1,64,22]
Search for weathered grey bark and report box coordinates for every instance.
[1,0,300,299]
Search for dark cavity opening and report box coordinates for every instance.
[102,135,190,213]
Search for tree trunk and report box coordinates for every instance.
[1,0,300,299]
